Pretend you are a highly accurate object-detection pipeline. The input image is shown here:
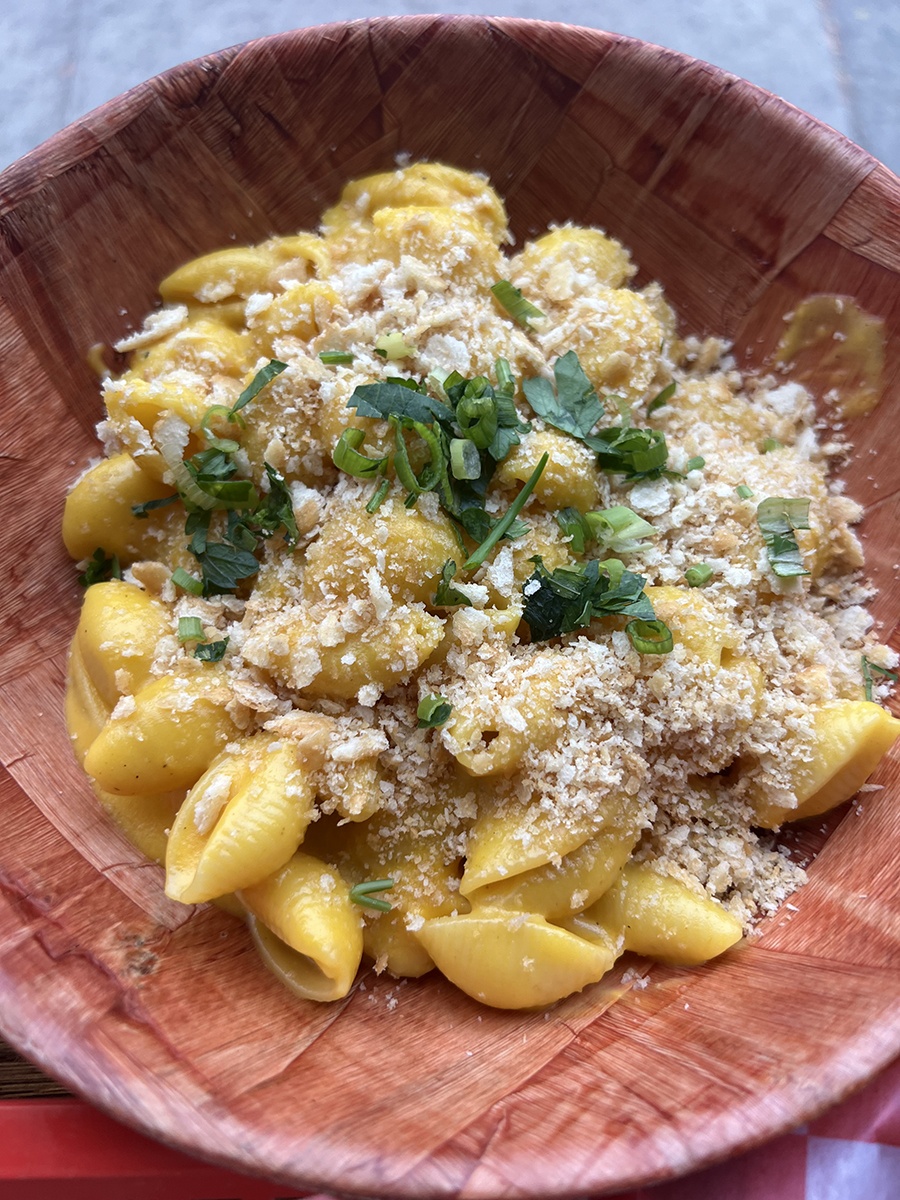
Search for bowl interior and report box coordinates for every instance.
[1,16,899,1198]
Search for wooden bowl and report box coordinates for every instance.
[1,16,899,1197]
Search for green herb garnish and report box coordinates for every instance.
[735,484,754,500]
[171,567,204,596]
[78,547,121,588]
[177,616,205,642]
[522,556,663,645]
[626,618,674,654]
[349,879,394,912]
[647,382,676,414]
[490,280,544,326]
[374,332,416,360]
[862,655,899,701]
[417,695,452,728]
[756,497,811,578]
[366,478,391,513]
[319,350,355,365]
[523,350,604,441]
[332,428,389,478]
[131,494,179,519]
[684,563,713,588]
[760,438,783,453]
[433,560,473,608]
[194,638,229,663]
[463,453,548,570]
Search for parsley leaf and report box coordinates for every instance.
[254,464,299,545]
[433,560,473,607]
[78,547,122,588]
[192,541,260,593]
[522,557,658,642]
[194,638,229,662]
[523,350,604,441]
[348,381,453,428]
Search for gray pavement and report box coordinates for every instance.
[1,1,896,174]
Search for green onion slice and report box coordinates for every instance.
[171,567,204,595]
[366,478,391,513]
[684,563,713,588]
[450,437,482,480]
[319,350,355,365]
[735,484,754,499]
[200,405,241,453]
[177,616,205,642]
[417,695,452,728]
[490,280,545,326]
[756,496,811,578]
[626,618,674,655]
[374,332,415,360]
[332,428,388,478]
[647,382,676,414]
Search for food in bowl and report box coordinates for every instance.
[62,162,900,1009]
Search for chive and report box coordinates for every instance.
[417,695,452,728]
[171,567,204,596]
[626,618,674,655]
[495,357,514,390]
[490,280,544,326]
[685,563,713,588]
[374,332,415,360]
[463,453,548,570]
[647,381,676,414]
[735,484,754,499]
[861,655,898,701]
[131,494,179,519]
[349,879,394,912]
[319,350,355,365]
[230,359,288,417]
[177,616,205,642]
[332,428,388,478]
[449,437,482,480]
[366,478,391,513]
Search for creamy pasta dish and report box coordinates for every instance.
[63,163,900,1009]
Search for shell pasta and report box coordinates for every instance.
[64,162,899,1008]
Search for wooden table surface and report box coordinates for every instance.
[2,0,900,176]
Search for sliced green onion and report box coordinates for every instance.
[391,417,443,497]
[490,280,544,326]
[862,655,899,701]
[171,567,204,596]
[417,695,452,728]
[760,437,783,453]
[450,437,482,480]
[463,453,548,570]
[349,879,394,912]
[585,505,656,549]
[177,616,205,642]
[366,478,391,513]
[685,456,705,472]
[332,428,388,478]
[319,350,355,365]
[456,393,499,450]
[230,359,288,417]
[200,405,241,453]
[684,563,713,588]
[735,484,754,499]
[756,496,812,578]
[626,618,674,655]
[495,357,514,391]
[374,332,415,360]
[647,381,676,414]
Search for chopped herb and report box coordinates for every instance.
[192,541,260,593]
[861,655,899,701]
[556,507,590,554]
[490,280,544,326]
[685,456,706,472]
[433,560,473,607]
[131,494,178,519]
[374,332,415,360]
[626,618,674,654]
[463,453,548,570]
[171,567,203,596]
[194,638,229,662]
[319,350,355,365]
[585,506,656,552]
[588,423,669,479]
[366,478,391,513]
[647,382,676,414]
[684,563,713,588]
[254,464,299,545]
[736,484,754,499]
[349,879,394,912]
[449,437,481,480]
[230,359,288,417]
[348,380,452,428]
[199,404,241,453]
[760,437,783,453]
[522,556,660,643]
[78,547,121,588]
[177,616,205,642]
[756,497,811,578]
[332,428,389,478]
[417,695,452,728]
[523,350,604,441]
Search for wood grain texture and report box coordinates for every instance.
[0,16,899,1197]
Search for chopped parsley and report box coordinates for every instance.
[862,655,899,702]
[433,560,473,607]
[78,547,121,588]
[522,556,663,646]
[349,879,394,913]
[756,497,811,578]
[417,695,452,728]
[194,638,229,662]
